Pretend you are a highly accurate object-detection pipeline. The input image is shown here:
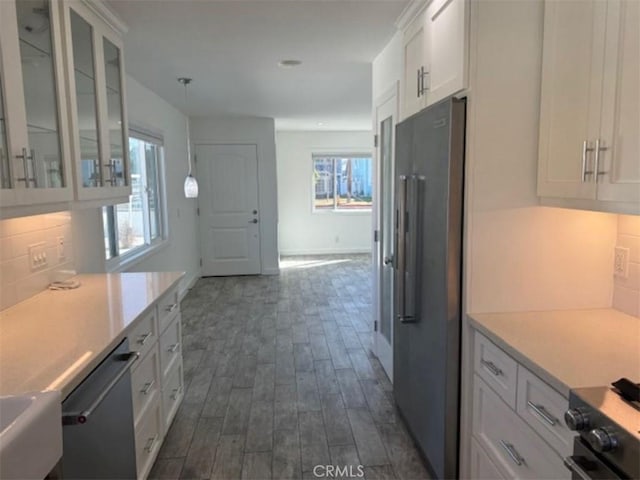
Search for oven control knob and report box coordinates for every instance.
[587,428,618,453]
[564,409,589,431]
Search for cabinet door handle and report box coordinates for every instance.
[141,380,155,395]
[499,440,524,466]
[594,139,608,183]
[417,69,421,98]
[137,332,152,345]
[420,66,429,95]
[16,148,36,187]
[581,140,595,182]
[527,401,558,426]
[165,303,178,313]
[168,343,180,353]
[480,358,503,376]
[144,435,158,453]
[170,385,183,400]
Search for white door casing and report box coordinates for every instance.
[373,83,398,382]
[197,144,261,276]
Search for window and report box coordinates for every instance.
[313,154,373,211]
[103,132,164,261]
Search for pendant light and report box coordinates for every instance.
[179,77,199,198]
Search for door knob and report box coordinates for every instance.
[252,210,258,214]
[383,256,394,266]
[249,219,258,224]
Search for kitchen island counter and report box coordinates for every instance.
[0,272,184,398]
[468,308,640,396]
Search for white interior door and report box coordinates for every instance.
[197,144,261,276]
[373,87,398,382]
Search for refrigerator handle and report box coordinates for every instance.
[396,175,408,322]
[397,175,423,324]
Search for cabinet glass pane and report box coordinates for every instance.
[0,77,9,189]
[103,39,126,187]
[17,0,63,188]
[70,9,101,188]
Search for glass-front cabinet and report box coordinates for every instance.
[62,0,130,201]
[0,0,74,207]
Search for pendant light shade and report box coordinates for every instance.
[178,77,199,199]
[184,174,199,198]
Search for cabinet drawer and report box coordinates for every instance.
[157,285,180,334]
[130,346,160,426]
[474,332,518,407]
[516,366,574,456]
[161,359,184,432]
[128,309,157,360]
[470,437,507,479]
[159,313,182,378]
[134,395,162,480]
[472,376,569,480]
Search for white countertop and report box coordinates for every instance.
[0,272,184,398]
[468,308,640,396]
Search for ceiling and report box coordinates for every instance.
[107,0,408,131]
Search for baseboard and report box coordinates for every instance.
[179,273,199,300]
[262,267,280,275]
[279,247,372,256]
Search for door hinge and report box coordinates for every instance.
[374,134,379,148]
[199,258,203,267]
[374,230,379,242]
[196,207,200,216]
[374,320,378,332]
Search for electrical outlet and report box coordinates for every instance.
[57,236,66,260]
[614,246,630,278]
[28,242,48,271]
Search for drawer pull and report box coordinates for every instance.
[527,400,558,426]
[481,359,503,376]
[170,386,183,400]
[141,380,155,395]
[499,440,524,466]
[137,332,152,345]
[144,435,158,453]
[168,343,180,353]
[165,303,178,313]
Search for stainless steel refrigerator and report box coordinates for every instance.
[393,96,466,480]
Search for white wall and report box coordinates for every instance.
[276,131,373,256]
[190,116,279,274]
[72,75,201,295]
[464,0,618,314]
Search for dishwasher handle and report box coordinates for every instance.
[62,351,139,425]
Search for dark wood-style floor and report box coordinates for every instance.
[150,255,430,480]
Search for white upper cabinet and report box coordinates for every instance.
[400,0,468,120]
[61,0,130,202]
[538,0,639,213]
[0,0,74,208]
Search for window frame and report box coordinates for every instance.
[103,126,168,271]
[311,151,374,214]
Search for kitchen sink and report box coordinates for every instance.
[0,391,62,479]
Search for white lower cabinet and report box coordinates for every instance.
[129,291,184,479]
[469,332,572,480]
[470,438,506,480]
[134,394,163,480]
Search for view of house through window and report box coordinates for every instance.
[313,154,373,211]
[103,133,164,260]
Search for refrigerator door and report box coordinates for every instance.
[393,97,466,479]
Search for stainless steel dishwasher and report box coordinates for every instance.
[61,338,139,479]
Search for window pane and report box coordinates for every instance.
[335,157,372,210]
[313,155,372,211]
[145,143,161,240]
[313,157,334,210]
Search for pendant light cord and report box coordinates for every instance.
[183,80,193,175]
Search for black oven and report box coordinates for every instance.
[564,437,625,480]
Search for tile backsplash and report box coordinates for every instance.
[613,215,640,317]
[0,212,74,311]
